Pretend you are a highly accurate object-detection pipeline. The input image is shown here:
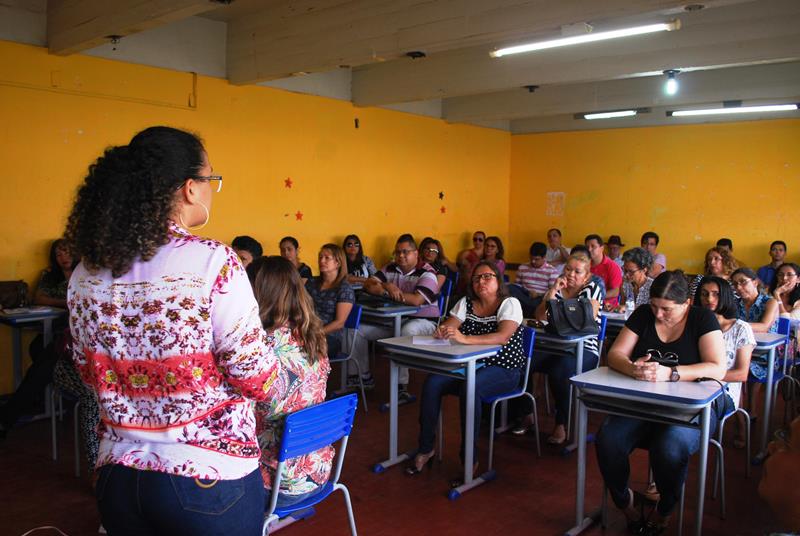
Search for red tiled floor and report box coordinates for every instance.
[0,359,778,535]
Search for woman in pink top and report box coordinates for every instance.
[65,127,286,535]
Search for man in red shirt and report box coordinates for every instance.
[585,234,623,308]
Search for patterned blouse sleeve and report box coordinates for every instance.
[580,279,605,303]
[364,256,378,277]
[210,247,284,402]
[337,281,356,304]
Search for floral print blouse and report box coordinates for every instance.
[68,222,285,480]
[256,327,332,498]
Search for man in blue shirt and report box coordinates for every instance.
[757,240,787,288]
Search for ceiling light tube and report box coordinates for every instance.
[583,110,638,120]
[490,20,680,58]
[669,104,798,117]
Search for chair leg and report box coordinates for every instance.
[350,358,368,413]
[710,439,725,519]
[488,401,498,471]
[566,385,573,442]
[600,486,608,529]
[524,392,541,457]
[437,411,443,462]
[712,418,725,499]
[677,482,685,536]
[50,388,58,462]
[74,401,81,478]
[337,484,358,536]
[744,409,751,478]
[543,375,552,415]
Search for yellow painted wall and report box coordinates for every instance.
[0,40,510,392]
[509,120,800,272]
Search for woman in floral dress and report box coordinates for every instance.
[250,255,333,507]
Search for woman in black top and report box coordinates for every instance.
[419,236,452,289]
[406,261,525,477]
[279,236,312,280]
[595,271,729,535]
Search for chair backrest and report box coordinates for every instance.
[598,314,608,344]
[344,304,362,330]
[278,393,358,462]
[777,316,791,346]
[522,326,536,359]
[438,279,453,316]
[446,270,459,287]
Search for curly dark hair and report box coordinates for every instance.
[64,127,205,277]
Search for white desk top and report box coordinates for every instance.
[358,304,420,316]
[754,332,786,348]
[601,311,627,322]
[571,367,723,406]
[0,307,67,323]
[378,335,500,363]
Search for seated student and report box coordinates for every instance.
[482,236,506,277]
[571,245,606,293]
[618,247,654,312]
[529,252,604,444]
[731,267,779,333]
[456,231,485,295]
[305,244,354,357]
[405,261,524,478]
[757,240,787,288]
[689,246,738,298]
[641,231,666,278]
[696,275,754,447]
[716,237,734,254]
[355,234,440,398]
[585,234,623,308]
[595,271,729,536]
[607,235,625,269]
[771,262,800,319]
[510,241,559,317]
[250,256,332,508]
[231,235,263,268]
[279,236,312,280]
[53,353,101,472]
[419,236,451,288]
[343,234,377,284]
[546,228,571,267]
[0,239,77,438]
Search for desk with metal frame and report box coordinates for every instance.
[371,335,501,499]
[357,303,420,338]
[0,307,67,389]
[567,367,724,536]
[752,331,788,463]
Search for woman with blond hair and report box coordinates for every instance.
[250,255,332,507]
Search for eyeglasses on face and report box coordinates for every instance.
[779,271,798,279]
[345,242,360,248]
[730,278,754,288]
[394,248,416,256]
[645,349,679,367]
[423,247,439,254]
[472,272,497,283]
[191,175,223,193]
[623,268,642,276]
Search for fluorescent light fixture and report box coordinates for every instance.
[490,20,680,58]
[669,104,799,117]
[584,110,638,120]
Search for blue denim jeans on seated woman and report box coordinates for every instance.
[96,464,265,536]
[595,393,734,517]
[533,348,599,425]
[417,365,521,462]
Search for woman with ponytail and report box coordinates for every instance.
[66,126,286,535]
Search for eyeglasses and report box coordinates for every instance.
[345,242,360,248]
[191,175,223,193]
[645,349,679,367]
[730,278,753,288]
[779,272,798,278]
[394,248,416,256]
[623,268,642,276]
[473,237,484,242]
[423,247,439,254]
[472,273,497,283]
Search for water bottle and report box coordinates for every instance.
[625,296,635,320]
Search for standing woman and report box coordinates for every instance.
[771,262,800,319]
[529,253,604,444]
[483,236,506,278]
[250,256,332,507]
[65,126,286,535]
[305,244,355,357]
[279,236,313,280]
[406,261,524,477]
[343,233,377,284]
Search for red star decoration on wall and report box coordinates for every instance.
[440,206,446,214]
[295,211,303,221]
[285,177,293,188]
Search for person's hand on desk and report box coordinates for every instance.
[631,357,672,382]
[384,283,404,302]
[434,325,468,344]
[363,279,383,295]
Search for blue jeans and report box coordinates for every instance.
[533,348,599,425]
[595,394,733,516]
[417,365,521,461]
[96,464,265,536]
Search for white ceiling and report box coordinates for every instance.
[7,0,800,132]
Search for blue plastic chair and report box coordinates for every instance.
[329,305,368,413]
[262,393,359,536]
[437,278,453,317]
[485,326,540,468]
[446,270,459,289]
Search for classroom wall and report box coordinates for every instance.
[0,40,510,392]
[508,120,800,272]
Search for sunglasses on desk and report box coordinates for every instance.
[645,349,679,367]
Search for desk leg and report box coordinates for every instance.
[373,359,410,472]
[393,316,402,338]
[42,318,54,347]
[566,394,599,535]
[755,347,776,462]
[11,326,23,389]
[564,340,586,450]
[695,405,711,536]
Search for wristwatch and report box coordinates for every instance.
[669,366,680,382]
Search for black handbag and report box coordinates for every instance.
[545,298,599,337]
[0,280,29,309]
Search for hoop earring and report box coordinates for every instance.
[179,201,210,231]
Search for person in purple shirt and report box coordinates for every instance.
[350,234,440,400]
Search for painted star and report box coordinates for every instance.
[295,211,303,221]
[438,191,444,200]
[440,206,446,214]
[284,177,293,188]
